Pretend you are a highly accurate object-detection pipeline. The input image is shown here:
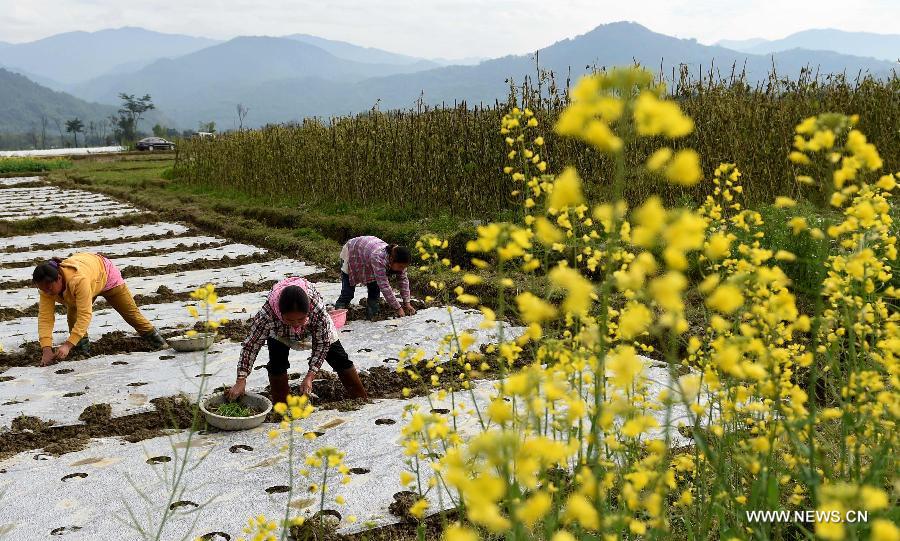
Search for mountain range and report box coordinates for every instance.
[0,24,897,135]
[717,29,900,62]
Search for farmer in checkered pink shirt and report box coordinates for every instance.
[335,236,415,320]
[226,277,367,405]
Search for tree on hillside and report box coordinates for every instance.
[236,103,249,131]
[65,118,84,148]
[52,118,65,147]
[152,124,167,137]
[115,93,155,142]
[97,118,110,144]
[198,121,216,134]
[40,115,49,149]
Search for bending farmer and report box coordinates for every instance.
[33,253,168,366]
[334,236,415,319]
[228,277,368,405]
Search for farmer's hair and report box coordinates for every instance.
[390,245,411,265]
[32,257,63,284]
[278,285,310,314]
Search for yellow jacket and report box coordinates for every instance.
[37,253,108,347]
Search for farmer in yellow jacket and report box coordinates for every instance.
[32,253,167,366]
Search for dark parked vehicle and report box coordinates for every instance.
[136,137,175,151]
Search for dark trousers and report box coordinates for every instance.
[265,337,353,376]
[335,266,381,317]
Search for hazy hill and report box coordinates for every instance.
[72,36,449,105]
[284,33,439,69]
[0,27,219,85]
[0,68,115,133]
[717,29,900,62]
[346,22,897,110]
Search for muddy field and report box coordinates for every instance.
[0,178,536,540]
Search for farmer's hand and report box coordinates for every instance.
[227,378,246,401]
[300,372,315,396]
[54,342,73,361]
[404,303,417,316]
[40,346,56,367]
[395,307,406,318]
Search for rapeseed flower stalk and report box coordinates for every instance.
[186,283,229,335]
[127,286,229,540]
[267,394,315,541]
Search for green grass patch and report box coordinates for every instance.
[0,158,71,174]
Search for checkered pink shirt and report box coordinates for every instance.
[237,279,335,378]
[344,236,410,310]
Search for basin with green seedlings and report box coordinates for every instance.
[200,392,271,431]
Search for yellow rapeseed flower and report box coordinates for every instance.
[515,292,558,323]
[444,524,479,541]
[871,520,900,541]
[549,266,594,314]
[665,149,702,186]
[706,284,745,314]
[549,167,584,209]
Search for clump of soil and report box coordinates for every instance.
[323,398,371,412]
[199,319,251,342]
[78,403,111,423]
[155,284,174,296]
[388,491,421,523]
[11,415,54,432]
[0,395,196,460]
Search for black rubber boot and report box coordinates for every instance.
[366,298,380,320]
[73,336,91,356]
[142,328,169,350]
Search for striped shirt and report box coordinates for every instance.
[343,236,411,310]
[237,281,337,377]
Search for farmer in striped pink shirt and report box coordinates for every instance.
[334,236,415,320]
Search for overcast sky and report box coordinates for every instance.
[1,0,897,59]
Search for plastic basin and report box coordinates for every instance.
[169,332,216,352]
[200,392,272,431]
[329,309,347,329]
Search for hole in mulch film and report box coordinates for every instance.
[50,526,82,535]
